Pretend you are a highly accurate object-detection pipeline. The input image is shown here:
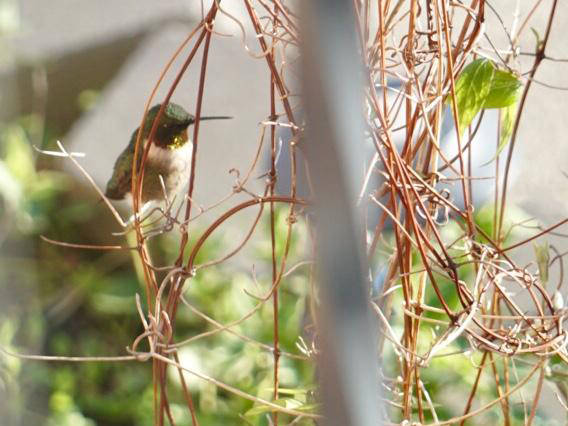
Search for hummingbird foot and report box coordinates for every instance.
[111,202,156,236]
[126,202,154,226]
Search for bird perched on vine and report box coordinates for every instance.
[105,102,231,205]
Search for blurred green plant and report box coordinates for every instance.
[0,119,315,425]
[376,202,557,425]
[0,117,71,234]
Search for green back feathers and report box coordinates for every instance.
[104,141,139,200]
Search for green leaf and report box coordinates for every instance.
[274,386,314,396]
[534,241,550,286]
[498,103,516,154]
[2,125,35,182]
[482,102,517,166]
[451,59,495,135]
[483,69,522,108]
[451,59,521,136]
[546,364,568,383]
[0,160,23,209]
[245,398,319,416]
[531,27,544,51]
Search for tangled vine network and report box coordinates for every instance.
[18,0,568,424]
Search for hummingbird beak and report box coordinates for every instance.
[183,115,232,127]
[197,115,233,122]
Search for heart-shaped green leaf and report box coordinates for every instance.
[483,69,522,108]
[450,59,522,136]
[452,59,495,135]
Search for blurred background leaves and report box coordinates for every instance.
[0,114,315,424]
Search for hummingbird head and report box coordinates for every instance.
[143,103,194,150]
[143,103,232,150]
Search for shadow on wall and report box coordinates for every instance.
[1,32,144,138]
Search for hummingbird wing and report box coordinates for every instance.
[104,130,144,200]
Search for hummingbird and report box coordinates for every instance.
[105,102,231,205]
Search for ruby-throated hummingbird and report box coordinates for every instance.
[105,102,231,204]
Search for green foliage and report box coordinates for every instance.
[497,103,517,159]
[0,0,19,35]
[0,119,71,233]
[481,68,522,109]
[0,124,315,426]
[379,201,549,424]
[450,59,521,138]
[451,59,494,135]
[179,215,315,423]
[77,89,101,112]
[534,241,550,287]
